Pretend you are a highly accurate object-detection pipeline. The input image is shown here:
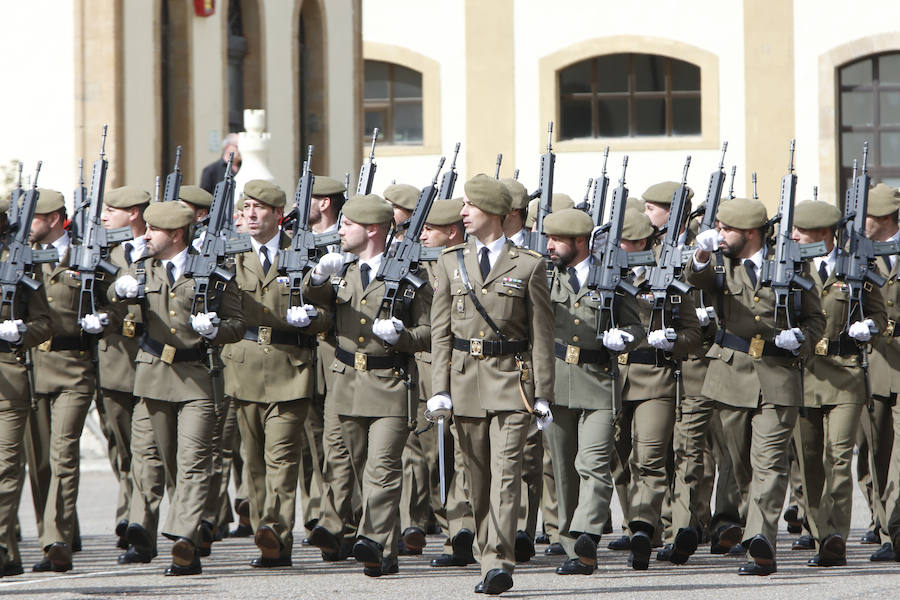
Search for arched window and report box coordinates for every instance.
[364,60,423,145]
[558,53,701,140]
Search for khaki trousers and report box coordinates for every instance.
[856,396,893,541]
[540,432,559,541]
[884,398,900,542]
[518,427,543,540]
[200,400,229,529]
[668,395,717,538]
[317,398,361,542]
[455,411,531,576]
[23,394,51,541]
[707,404,744,533]
[402,400,456,535]
[625,399,675,535]
[442,417,476,551]
[100,389,137,525]
[0,401,28,563]
[127,398,165,551]
[298,395,325,530]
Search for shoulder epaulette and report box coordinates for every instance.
[442,243,466,254]
[522,248,542,258]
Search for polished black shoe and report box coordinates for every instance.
[744,534,776,575]
[452,528,475,559]
[792,535,815,551]
[482,568,513,595]
[628,531,651,570]
[402,526,426,552]
[860,529,880,544]
[171,537,197,568]
[431,553,469,567]
[250,554,292,568]
[556,557,595,575]
[426,522,442,535]
[783,505,802,533]
[309,525,341,554]
[607,534,631,551]
[397,538,421,556]
[118,545,155,564]
[255,525,283,559]
[363,556,398,577]
[514,530,534,563]
[574,533,598,563]
[603,519,613,535]
[300,537,310,546]
[33,542,72,573]
[353,536,384,568]
[807,553,846,567]
[71,536,82,553]
[659,528,698,564]
[125,523,154,552]
[714,523,743,552]
[164,557,202,576]
[116,536,129,549]
[870,542,895,561]
[728,543,746,556]
[230,523,253,538]
[115,519,129,537]
[894,535,900,562]
[198,520,214,557]
[819,533,846,564]
[656,544,676,562]
[535,533,550,545]
[2,561,24,577]
[738,561,777,575]
[474,581,486,594]
[544,542,565,555]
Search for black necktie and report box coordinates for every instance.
[124,242,133,266]
[166,261,176,286]
[260,246,271,274]
[479,247,491,281]
[743,259,757,288]
[568,267,580,293]
[818,260,829,283]
[359,262,370,289]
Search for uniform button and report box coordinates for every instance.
[572,335,580,342]
[170,292,176,298]
[361,299,366,305]
[754,315,761,322]
[887,300,894,307]
[753,296,760,303]
[170,327,177,334]
[127,313,134,319]
[481,288,487,295]
[574,302,580,308]
[574,318,580,325]
[724,290,730,295]
[479,331,485,337]
[358,336,365,343]
[263,347,271,354]
[169,310,176,316]
[47,297,53,303]
[823,310,827,316]
[263,307,270,314]
[360,318,367,324]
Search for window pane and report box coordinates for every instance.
[596,54,628,92]
[393,65,422,99]
[672,97,701,134]
[364,110,386,140]
[364,61,389,99]
[840,133,869,167]
[634,54,666,92]
[880,91,900,126]
[597,99,628,136]
[881,132,900,166]
[841,91,874,126]
[560,59,592,94]
[879,53,900,85]
[881,176,900,187]
[393,102,423,144]
[560,98,592,139]
[634,98,666,135]
[840,59,872,87]
[671,59,700,91]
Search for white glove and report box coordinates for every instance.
[425,393,453,421]
[602,328,634,352]
[695,307,711,327]
[774,327,803,352]
[79,312,108,334]
[0,319,24,343]
[286,305,313,328]
[848,318,875,342]
[372,317,403,345]
[190,311,219,339]
[647,328,676,351]
[695,229,723,252]
[534,398,554,430]
[115,275,139,298]
[312,252,345,280]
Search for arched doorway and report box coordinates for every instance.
[227,0,264,133]
[295,0,327,175]
[159,0,193,180]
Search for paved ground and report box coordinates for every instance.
[3,459,899,599]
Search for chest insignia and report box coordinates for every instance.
[456,297,465,313]
[502,277,524,289]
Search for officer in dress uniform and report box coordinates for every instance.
[501,179,530,249]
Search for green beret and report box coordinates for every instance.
[144,201,194,230]
[105,186,150,209]
[622,208,654,241]
[342,194,393,225]
[34,188,65,214]
[642,181,694,205]
[794,200,841,229]
[235,195,245,212]
[464,174,511,216]
[242,179,285,208]
[426,199,463,226]
[626,197,645,212]
[525,193,575,228]
[178,185,213,208]
[868,183,900,217]
[383,183,420,210]
[500,178,529,210]
[312,176,346,197]
[716,197,767,229]
[0,197,9,214]
[544,208,593,237]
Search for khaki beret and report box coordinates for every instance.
[426,199,464,226]
[242,179,286,208]
[342,194,393,225]
[642,181,695,205]
[626,197,645,212]
[34,188,65,214]
[312,176,346,197]
[867,183,900,217]
[383,183,420,210]
[716,197,768,229]
[144,201,194,230]
[105,186,151,209]
[544,208,593,237]
[464,174,512,216]
[525,193,575,229]
[178,185,213,208]
[500,178,529,210]
[235,195,245,212]
[622,208,655,241]
[0,197,9,214]
[794,200,841,229]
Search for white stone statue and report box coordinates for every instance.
[233,109,275,200]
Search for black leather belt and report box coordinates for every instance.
[46,336,89,352]
[452,337,528,357]
[554,341,607,365]
[335,345,404,371]
[0,341,15,353]
[243,326,316,347]
[715,331,795,359]
[139,334,206,363]
[824,337,859,357]
[621,347,673,366]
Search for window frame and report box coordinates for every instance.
[364,60,424,146]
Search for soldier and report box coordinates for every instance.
[501,178,529,248]
[383,183,419,242]
[179,185,212,223]
[430,174,555,595]
[789,199,886,567]
[221,179,329,567]
[109,200,245,575]
[541,208,643,576]
[689,197,825,575]
[304,194,431,577]
[0,196,53,577]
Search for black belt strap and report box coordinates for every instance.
[0,341,15,353]
[453,337,528,357]
[242,326,316,347]
[139,334,206,363]
[553,341,607,365]
[334,345,404,371]
[825,336,858,357]
[715,330,795,359]
[456,250,508,342]
[47,335,89,352]
[623,347,672,366]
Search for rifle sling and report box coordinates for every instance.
[456,250,506,342]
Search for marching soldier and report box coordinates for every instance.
[501,178,530,248]
[689,197,825,575]
[430,174,555,595]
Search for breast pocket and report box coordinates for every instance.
[494,282,525,320]
[450,287,472,320]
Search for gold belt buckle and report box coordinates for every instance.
[469,338,484,358]
[815,337,829,356]
[354,351,367,371]
[160,344,177,365]
[617,352,628,365]
[565,344,581,365]
[257,326,272,346]
[38,338,52,352]
[886,319,896,337]
[122,319,136,338]
[748,335,765,359]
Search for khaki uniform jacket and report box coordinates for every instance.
[413,260,441,401]
[430,239,555,417]
[687,252,825,408]
[222,231,330,403]
[109,256,245,402]
[870,257,900,397]
[803,264,887,407]
[98,243,143,393]
[304,256,431,417]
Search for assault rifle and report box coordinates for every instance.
[358,129,379,195]
[590,146,610,226]
[4,162,24,243]
[162,146,183,203]
[683,142,728,264]
[494,153,503,179]
[727,165,737,200]
[437,143,461,200]
[526,123,555,255]
[70,159,88,243]
[276,145,319,317]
